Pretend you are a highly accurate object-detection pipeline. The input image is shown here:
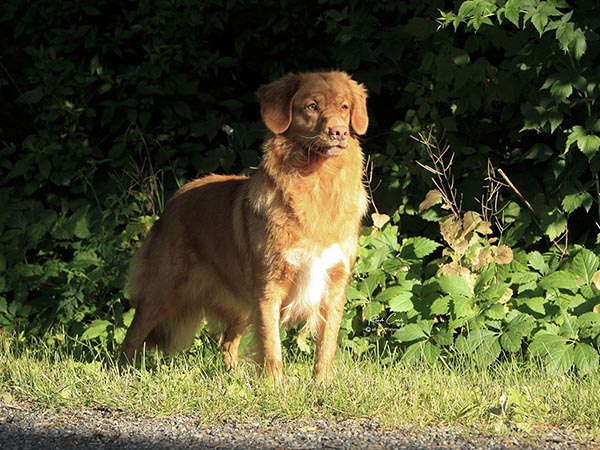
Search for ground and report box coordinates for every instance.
[0,402,596,450]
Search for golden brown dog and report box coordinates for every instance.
[122,71,368,382]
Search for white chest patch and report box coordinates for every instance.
[281,244,348,329]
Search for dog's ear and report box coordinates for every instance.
[256,73,300,135]
[350,80,369,136]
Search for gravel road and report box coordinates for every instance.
[0,402,596,450]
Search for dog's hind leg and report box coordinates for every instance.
[219,320,249,370]
[121,299,165,363]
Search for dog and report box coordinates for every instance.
[122,71,369,382]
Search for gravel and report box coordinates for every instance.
[1,402,596,450]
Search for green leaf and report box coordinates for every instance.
[571,249,599,286]
[578,312,600,336]
[529,332,574,373]
[559,313,579,340]
[17,86,45,104]
[566,125,587,151]
[528,251,549,275]
[382,258,409,275]
[567,126,600,160]
[542,211,567,241]
[296,333,312,353]
[430,296,450,315]
[562,191,593,213]
[389,293,414,313]
[90,54,101,75]
[548,113,563,133]
[500,329,523,352]
[521,297,547,315]
[73,250,102,269]
[122,309,136,327]
[578,135,600,160]
[485,303,506,320]
[525,143,553,161]
[38,157,51,179]
[502,0,520,27]
[365,247,391,273]
[539,271,580,293]
[65,206,91,239]
[346,285,368,301]
[402,340,440,364]
[579,313,600,343]
[531,11,548,36]
[453,52,470,66]
[456,329,501,366]
[421,341,441,364]
[375,286,413,313]
[453,296,476,319]
[393,323,426,343]
[511,271,539,290]
[556,19,575,52]
[549,79,572,100]
[80,320,111,340]
[363,301,383,321]
[571,29,587,60]
[173,101,193,120]
[438,274,473,298]
[506,312,536,337]
[113,327,127,345]
[455,0,496,31]
[431,329,452,348]
[457,1,476,19]
[401,236,441,259]
[481,280,511,303]
[573,343,599,375]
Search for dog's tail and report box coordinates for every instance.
[124,226,204,355]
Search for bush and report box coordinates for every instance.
[1,0,599,373]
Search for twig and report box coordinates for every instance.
[413,131,462,220]
[497,168,539,226]
[363,156,382,214]
[479,160,509,233]
[498,168,568,257]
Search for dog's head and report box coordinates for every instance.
[256,71,368,158]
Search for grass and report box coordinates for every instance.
[1,333,599,440]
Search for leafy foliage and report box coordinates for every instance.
[1,0,600,373]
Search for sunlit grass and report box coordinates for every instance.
[1,333,598,440]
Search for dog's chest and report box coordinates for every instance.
[280,244,347,326]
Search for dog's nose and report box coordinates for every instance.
[329,126,349,140]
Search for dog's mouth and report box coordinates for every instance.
[321,143,346,157]
[299,133,349,159]
[309,140,348,158]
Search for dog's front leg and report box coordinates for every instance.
[313,297,345,383]
[313,266,349,383]
[255,286,284,382]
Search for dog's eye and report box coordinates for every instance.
[306,103,318,111]
[341,103,349,110]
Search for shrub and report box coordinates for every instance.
[1,1,599,373]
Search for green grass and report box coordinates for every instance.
[1,334,599,440]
